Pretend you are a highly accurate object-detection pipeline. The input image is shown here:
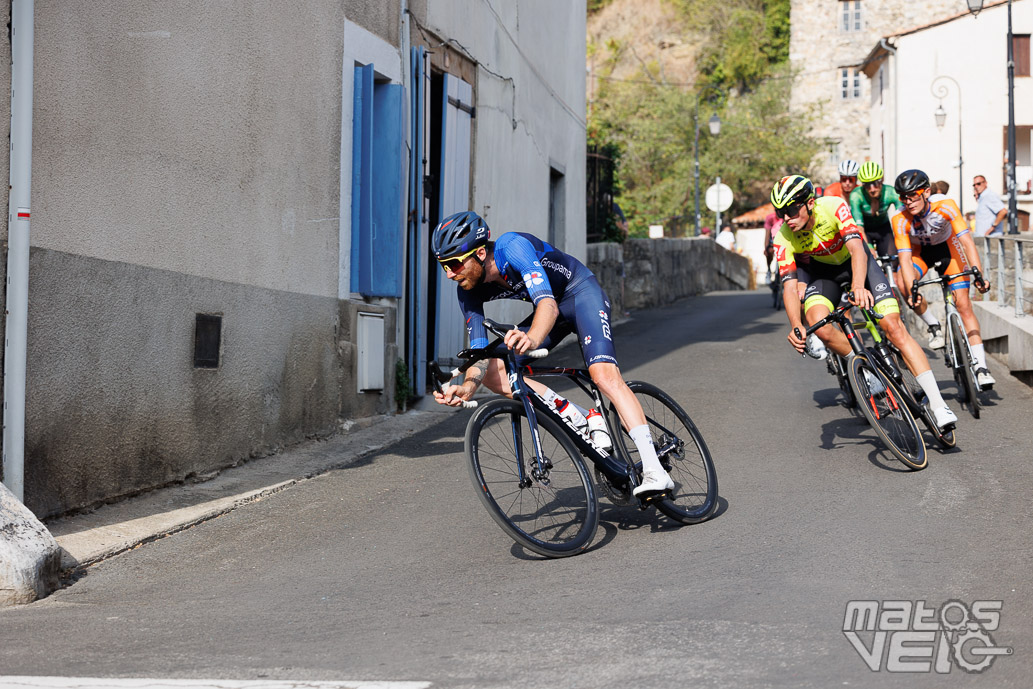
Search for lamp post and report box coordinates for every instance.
[930,75,964,213]
[693,90,722,236]
[967,0,1018,233]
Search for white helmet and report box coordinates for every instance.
[838,159,860,177]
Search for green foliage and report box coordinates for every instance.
[665,0,791,92]
[588,0,618,13]
[394,358,413,412]
[587,0,819,235]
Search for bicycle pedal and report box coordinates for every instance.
[636,489,672,508]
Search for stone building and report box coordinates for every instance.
[789,0,965,183]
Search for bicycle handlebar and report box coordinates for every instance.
[910,267,984,304]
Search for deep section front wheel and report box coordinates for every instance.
[465,398,599,557]
[607,381,718,524]
[949,315,980,419]
[847,355,927,470]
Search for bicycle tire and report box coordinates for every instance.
[948,314,980,419]
[607,381,718,524]
[828,352,857,409]
[465,398,599,558]
[846,355,928,470]
[891,351,957,450]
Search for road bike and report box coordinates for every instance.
[911,267,986,419]
[801,302,927,470]
[430,318,719,558]
[847,302,957,450]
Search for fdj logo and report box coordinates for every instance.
[843,600,1013,673]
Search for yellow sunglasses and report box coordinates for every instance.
[438,246,481,272]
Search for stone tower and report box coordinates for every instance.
[790,0,968,183]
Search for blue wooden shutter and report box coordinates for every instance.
[351,64,374,294]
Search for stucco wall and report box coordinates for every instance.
[426,0,588,261]
[1,2,403,516]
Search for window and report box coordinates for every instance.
[840,68,861,99]
[1014,34,1030,78]
[841,0,862,33]
[351,63,404,297]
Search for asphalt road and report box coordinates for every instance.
[1,290,1031,688]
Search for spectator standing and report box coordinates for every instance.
[716,224,736,251]
[930,180,950,200]
[973,175,1008,236]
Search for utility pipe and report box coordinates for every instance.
[4,0,35,503]
[879,38,898,176]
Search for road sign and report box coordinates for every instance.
[706,183,733,212]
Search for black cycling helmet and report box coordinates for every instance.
[431,211,490,260]
[894,169,931,196]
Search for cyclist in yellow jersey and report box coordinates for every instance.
[771,175,958,431]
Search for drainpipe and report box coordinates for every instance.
[879,38,898,175]
[4,0,35,503]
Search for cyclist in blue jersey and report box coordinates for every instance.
[430,211,674,496]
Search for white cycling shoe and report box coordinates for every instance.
[633,470,674,497]
[932,405,958,431]
[976,367,996,391]
[804,334,828,360]
[927,325,945,350]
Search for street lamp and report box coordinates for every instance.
[694,89,724,236]
[966,0,1018,233]
[930,75,964,213]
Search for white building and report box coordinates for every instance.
[861,0,1032,225]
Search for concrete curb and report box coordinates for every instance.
[0,482,62,607]
[44,407,456,575]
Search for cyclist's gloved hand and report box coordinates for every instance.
[434,381,473,407]
[789,327,806,354]
[503,328,539,355]
[974,270,990,294]
[849,287,874,309]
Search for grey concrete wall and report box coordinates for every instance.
[588,238,752,313]
[0,3,405,516]
[23,248,354,518]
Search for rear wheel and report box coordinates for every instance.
[466,399,598,557]
[847,355,928,470]
[607,382,718,524]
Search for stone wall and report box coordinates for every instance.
[789,0,963,180]
[587,238,752,313]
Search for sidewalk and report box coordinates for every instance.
[45,404,457,572]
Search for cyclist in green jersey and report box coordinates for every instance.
[849,162,900,260]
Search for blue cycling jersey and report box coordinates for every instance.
[456,232,617,366]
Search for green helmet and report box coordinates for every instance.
[858,161,884,184]
[770,175,814,209]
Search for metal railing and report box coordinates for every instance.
[977,235,1033,318]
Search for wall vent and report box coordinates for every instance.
[194,313,222,369]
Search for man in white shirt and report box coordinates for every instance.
[716,224,735,251]
[973,175,1008,236]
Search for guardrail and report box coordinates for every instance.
[978,235,1032,318]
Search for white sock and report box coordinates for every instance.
[915,370,948,409]
[628,425,665,475]
[539,387,560,406]
[919,310,940,327]
[970,343,987,370]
